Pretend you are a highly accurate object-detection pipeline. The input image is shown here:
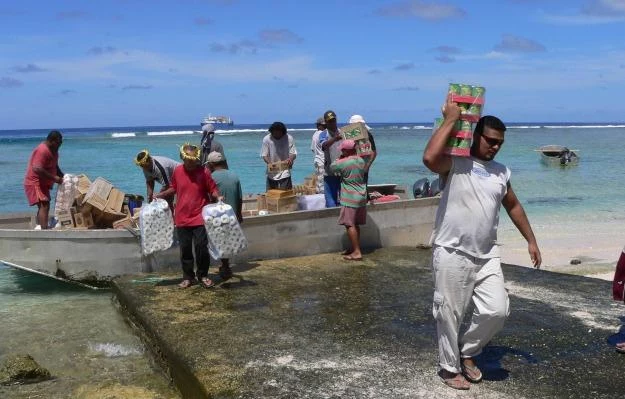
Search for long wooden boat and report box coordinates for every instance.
[0,191,439,286]
[537,145,579,166]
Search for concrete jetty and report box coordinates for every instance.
[113,247,625,398]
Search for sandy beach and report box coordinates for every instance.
[499,219,622,281]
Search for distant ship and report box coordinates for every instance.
[201,114,234,128]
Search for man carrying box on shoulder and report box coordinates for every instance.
[330,139,367,261]
[422,95,541,390]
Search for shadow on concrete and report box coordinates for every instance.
[607,315,625,347]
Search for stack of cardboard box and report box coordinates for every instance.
[56,174,141,229]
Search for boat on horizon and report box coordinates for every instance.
[201,114,234,128]
[536,145,579,166]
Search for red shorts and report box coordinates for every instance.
[338,206,366,227]
[24,184,51,206]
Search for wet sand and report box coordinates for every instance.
[499,220,622,281]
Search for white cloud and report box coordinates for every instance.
[376,0,465,20]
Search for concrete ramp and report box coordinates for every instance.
[113,247,625,398]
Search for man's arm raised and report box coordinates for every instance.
[422,95,461,175]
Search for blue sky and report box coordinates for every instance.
[1,0,624,128]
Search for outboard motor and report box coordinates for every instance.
[559,148,572,165]
[413,178,430,198]
[429,178,442,196]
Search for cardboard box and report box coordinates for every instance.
[92,208,127,228]
[84,177,113,211]
[112,216,135,230]
[267,161,290,174]
[105,188,125,213]
[340,122,368,141]
[72,209,94,229]
[266,195,298,213]
[56,209,75,228]
[266,189,295,199]
[242,209,259,217]
[256,194,267,210]
[75,174,91,195]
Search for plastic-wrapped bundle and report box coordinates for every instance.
[54,174,78,217]
[202,201,247,259]
[139,199,174,256]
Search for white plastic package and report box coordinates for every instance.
[139,199,174,256]
[54,174,78,217]
[202,201,247,259]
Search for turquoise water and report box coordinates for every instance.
[3,122,625,225]
[2,122,625,396]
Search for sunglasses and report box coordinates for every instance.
[480,134,504,147]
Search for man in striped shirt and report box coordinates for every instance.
[330,139,367,261]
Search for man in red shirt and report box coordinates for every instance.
[23,130,64,229]
[156,143,221,289]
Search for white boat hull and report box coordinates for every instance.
[0,197,439,283]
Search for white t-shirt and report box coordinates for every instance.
[431,156,511,258]
[310,129,325,166]
[260,133,297,180]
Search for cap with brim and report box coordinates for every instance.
[205,151,225,163]
[348,114,372,130]
[323,110,337,122]
[316,117,325,125]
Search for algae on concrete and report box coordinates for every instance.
[114,247,625,399]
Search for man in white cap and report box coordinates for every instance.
[200,123,225,167]
[330,139,368,260]
[205,151,242,281]
[348,114,377,184]
[310,116,326,194]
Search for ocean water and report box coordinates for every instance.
[2,121,625,396]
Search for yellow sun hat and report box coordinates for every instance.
[179,143,201,161]
[134,149,150,166]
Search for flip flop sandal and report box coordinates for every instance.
[441,373,470,390]
[461,363,483,383]
[200,277,215,289]
[343,255,363,261]
[178,279,195,289]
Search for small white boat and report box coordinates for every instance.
[0,189,438,285]
[537,145,579,166]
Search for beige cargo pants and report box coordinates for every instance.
[431,245,510,373]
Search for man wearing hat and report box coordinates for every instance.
[319,110,343,207]
[155,143,222,289]
[205,151,242,281]
[310,116,326,194]
[261,121,297,190]
[134,150,179,210]
[200,123,226,167]
[330,139,368,261]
